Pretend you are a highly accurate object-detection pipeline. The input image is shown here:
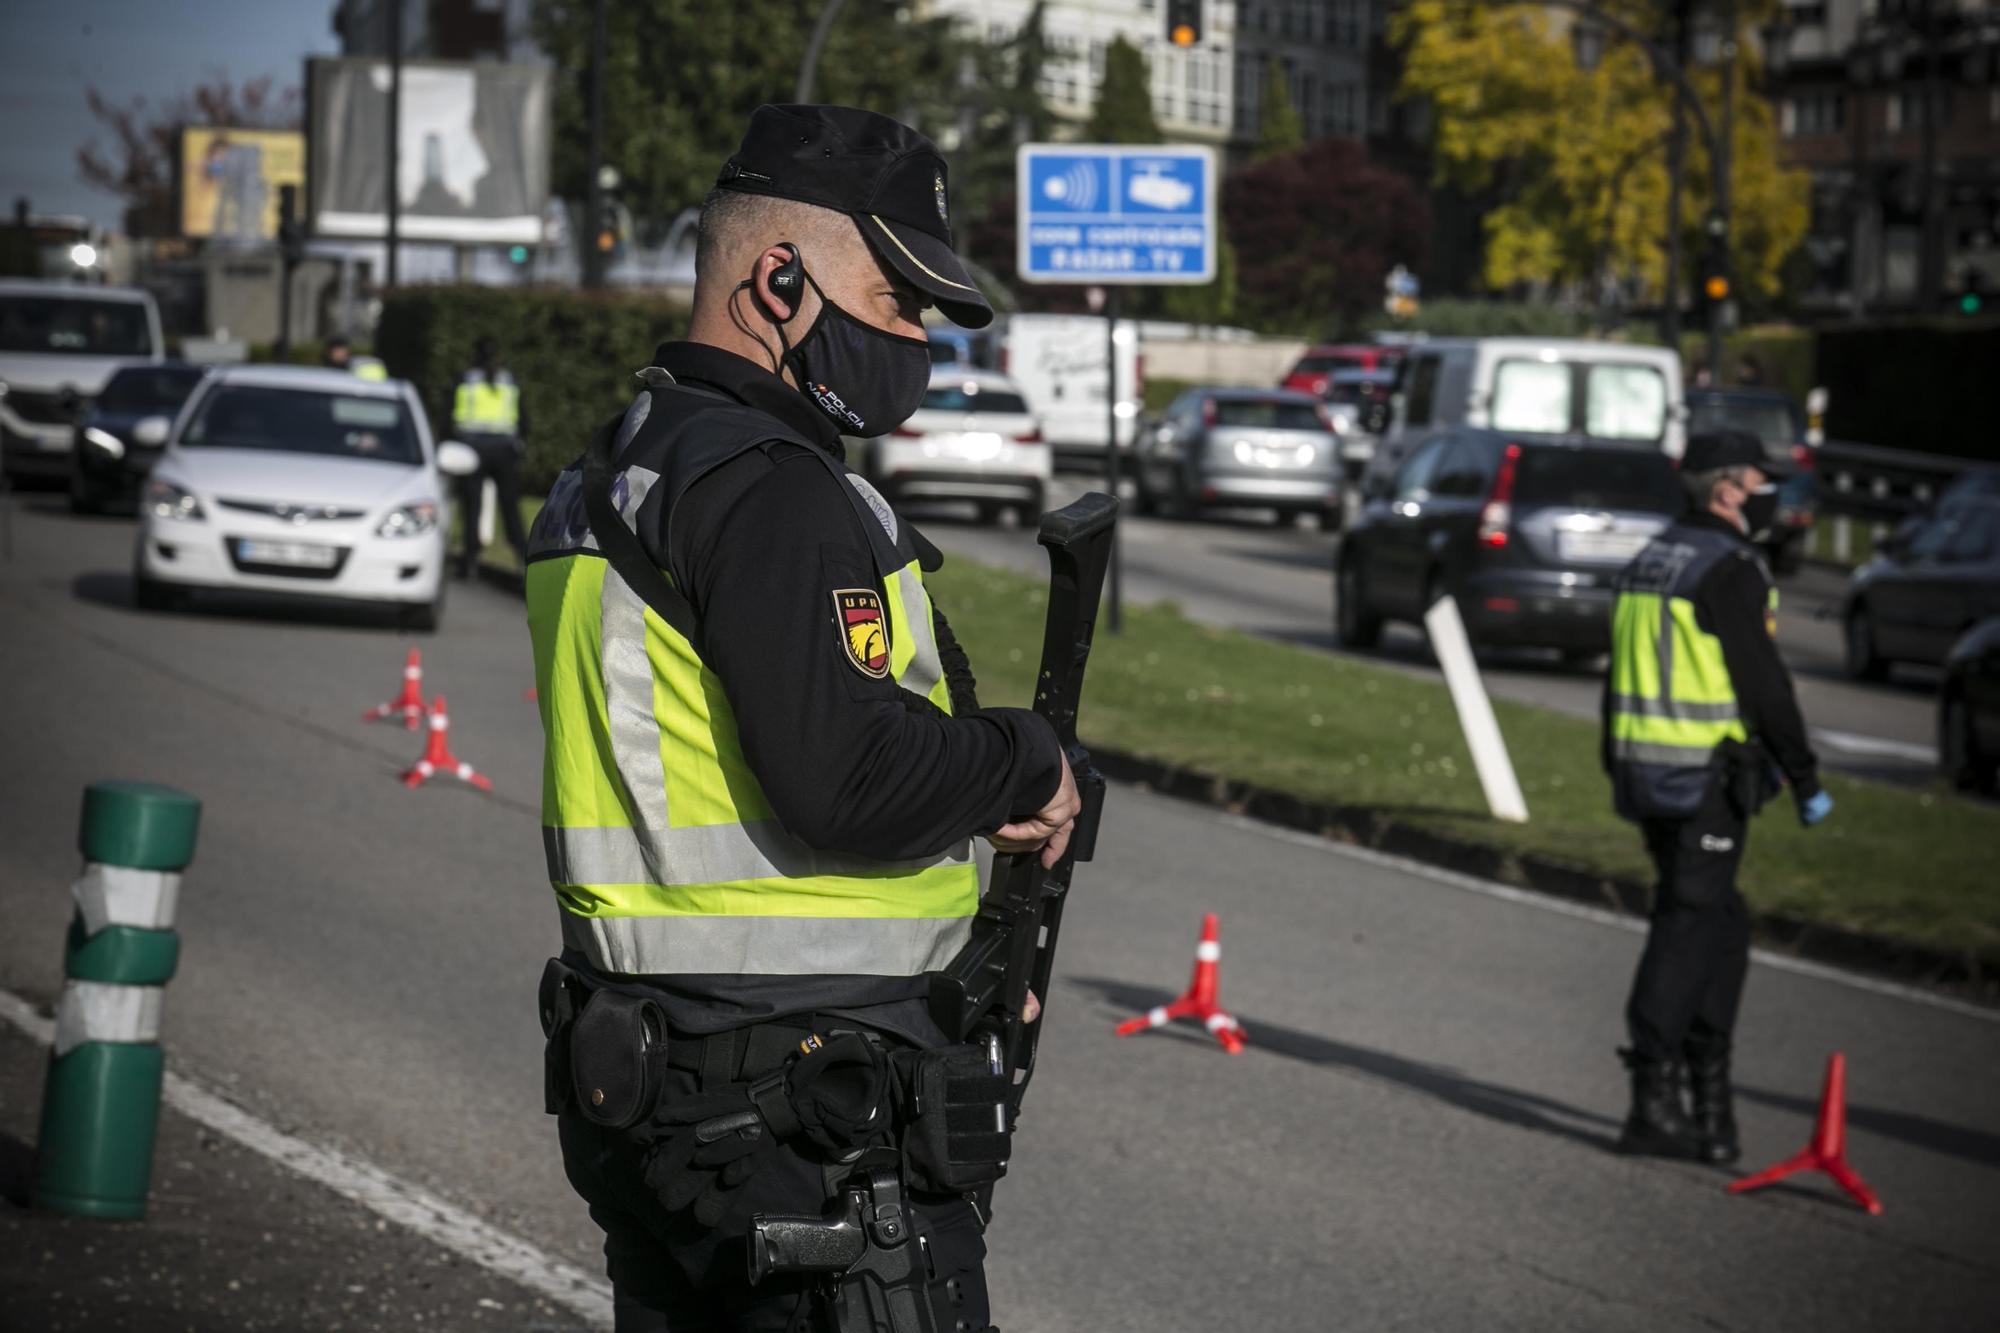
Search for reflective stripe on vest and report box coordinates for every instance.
[1607,528,1761,815]
[349,357,388,382]
[454,373,519,433]
[528,544,974,979]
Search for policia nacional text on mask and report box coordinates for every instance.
[525,107,1082,1331]
[1602,429,1833,1165]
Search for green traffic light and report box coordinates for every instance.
[508,244,530,264]
[1962,293,1982,315]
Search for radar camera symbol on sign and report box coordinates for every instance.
[1042,161,1100,212]
[1128,164,1194,212]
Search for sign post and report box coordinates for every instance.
[1017,144,1218,633]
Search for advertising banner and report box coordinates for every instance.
[181,128,306,242]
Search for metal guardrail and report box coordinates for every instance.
[1810,439,1969,564]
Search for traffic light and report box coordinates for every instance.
[1958,270,1986,316]
[277,184,305,267]
[507,243,530,265]
[1166,0,1203,47]
[1703,273,1731,303]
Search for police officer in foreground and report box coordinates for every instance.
[453,336,530,575]
[525,105,1080,1330]
[1603,429,1833,1163]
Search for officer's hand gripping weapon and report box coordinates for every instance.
[929,491,1118,1116]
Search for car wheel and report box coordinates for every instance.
[1939,689,1998,795]
[1159,470,1195,521]
[401,584,447,633]
[1335,555,1382,650]
[68,469,101,516]
[1010,502,1038,528]
[975,501,1003,526]
[1843,606,1887,681]
[1313,507,1342,534]
[133,569,174,613]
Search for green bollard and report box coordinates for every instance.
[34,781,200,1220]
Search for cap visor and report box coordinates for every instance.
[859,214,993,329]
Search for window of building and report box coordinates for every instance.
[1784,90,1845,137]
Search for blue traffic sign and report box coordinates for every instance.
[1016,144,1217,285]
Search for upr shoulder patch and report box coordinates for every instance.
[833,588,890,678]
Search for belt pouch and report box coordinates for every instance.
[568,990,671,1131]
[903,1043,1011,1193]
[539,958,581,1114]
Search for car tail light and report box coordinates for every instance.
[891,424,923,438]
[999,345,1011,375]
[1478,443,1522,548]
[1202,398,1218,427]
[1484,596,1520,613]
[1014,427,1043,444]
[1790,442,1816,471]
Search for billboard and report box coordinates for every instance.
[181,128,306,242]
[307,58,550,244]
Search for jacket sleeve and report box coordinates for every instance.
[1703,552,1821,798]
[672,449,1064,862]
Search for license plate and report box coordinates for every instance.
[237,538,340,568]
[1559,530,1649,562]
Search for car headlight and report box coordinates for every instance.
[376,500,440,538]
[82,426,125,459]
[144,479,204,521]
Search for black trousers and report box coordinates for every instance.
[458,435,528,570]
[1625,784,1753,1064]
[556,1068,991,1332]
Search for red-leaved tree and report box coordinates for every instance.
[1224,137,1432,335]
[77,76,301,237]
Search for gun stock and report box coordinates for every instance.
[929,492,1117,1113]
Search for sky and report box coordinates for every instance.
[0,0,337,230]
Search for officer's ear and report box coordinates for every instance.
[751,244,806,326]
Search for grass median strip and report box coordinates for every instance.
[927,558,2000,970]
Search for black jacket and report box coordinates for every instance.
[1602,510,1821,802]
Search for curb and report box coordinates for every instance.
[475,562,1994,1004]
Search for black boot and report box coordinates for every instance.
[1683,1038,1741,1165]
[1616,1048,1701,1159]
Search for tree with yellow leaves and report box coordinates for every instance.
[1394,0,1807,311]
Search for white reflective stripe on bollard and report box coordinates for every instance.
[1423,595,1529,824]
[53,981,164,1057]
[71,863,181,934]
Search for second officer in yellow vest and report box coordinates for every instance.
[1603,429,1832,1165]
[452,336,530,576]
[526,105,1079,1329]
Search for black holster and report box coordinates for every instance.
[894,1040,1011,1194]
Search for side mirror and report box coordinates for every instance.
[435,440,480,477]
[132,415,172,447]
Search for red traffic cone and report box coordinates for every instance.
[363,648,426,729]
[402,696,493,791]
[1114,913,1246,1055]
[1727,1052,1882,1215]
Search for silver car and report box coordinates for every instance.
[1135,387,1344,528]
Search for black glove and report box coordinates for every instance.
[641,1088,780,1228]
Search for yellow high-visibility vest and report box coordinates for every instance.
[453,369,520,434]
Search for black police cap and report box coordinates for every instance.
[716,104,994,329]
[1681,428,1781,477]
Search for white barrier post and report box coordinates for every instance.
[1424,595,1529,824]
[479,478,498,547]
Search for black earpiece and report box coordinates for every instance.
[766,243,804,323]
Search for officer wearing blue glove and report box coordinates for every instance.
[1602,430,1827,1164]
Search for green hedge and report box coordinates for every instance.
[374,285,690,491]
[1679,325,1816,403]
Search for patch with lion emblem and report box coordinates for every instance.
[833,588,890,678]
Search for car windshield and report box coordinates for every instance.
[921,384,1028,414]
[94,366,205,415]
[1213,399,1325,430]
[0,295,155,356]
[1514,447,1682,513]
[1491,359,1667,442]
[1688,397,1799,448]
[181,385,421,464]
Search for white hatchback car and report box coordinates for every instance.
[132,366,477,629]
[864,367,1050,525]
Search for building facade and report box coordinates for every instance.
[1765,0,2000,313]
[921,0,1384,152]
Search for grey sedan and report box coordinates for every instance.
[1134,387,1343,528]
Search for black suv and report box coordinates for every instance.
[1336,428,1683,657]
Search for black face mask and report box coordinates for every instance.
[758,268,931,438]
[1740,483,1779,542]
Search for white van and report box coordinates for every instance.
[1367,337,1685,491]
[0,280,164,482]
[995,313,1142,467]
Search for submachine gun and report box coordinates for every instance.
[748,492,1118,1333]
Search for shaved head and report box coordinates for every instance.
[693,190,867,304]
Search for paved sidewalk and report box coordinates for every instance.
[0,1019,589,1333]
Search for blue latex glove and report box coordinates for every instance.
[1799,789,1834,827]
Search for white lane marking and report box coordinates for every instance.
[0,989,614,1329]
[1811,727,1937,765]
[1209,813,2000,1025]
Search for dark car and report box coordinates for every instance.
[69,362,206,513]
[1134,387,1344,527]
[1686,387,1818,575]
[1843,498,2000,680]
[1882,465,2000,559]
[1336,429,1683,657]
[1940,616,2000,794]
